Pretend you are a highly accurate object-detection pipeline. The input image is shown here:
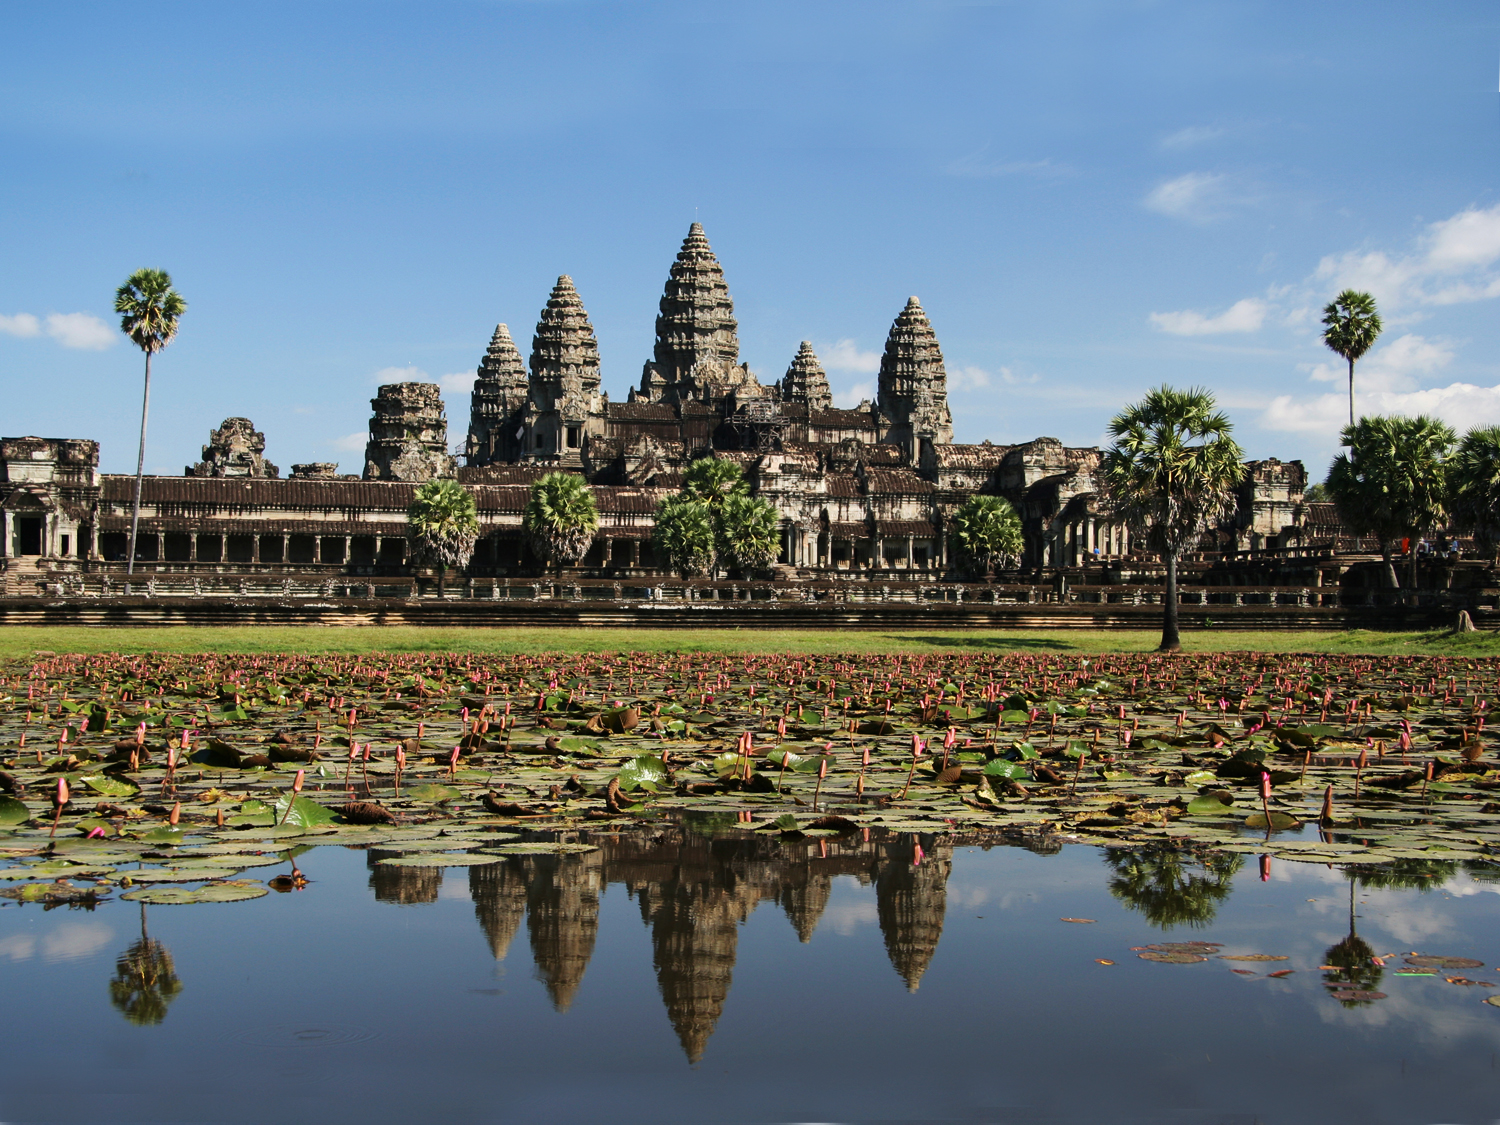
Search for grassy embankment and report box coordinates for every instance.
[1,625,1499,658]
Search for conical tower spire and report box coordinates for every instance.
[776,341,833,412]
[874,840,951,992]
[876,296,954,455]
[634,224,758,405]
[465,323,530,466]
[524,276,605,462]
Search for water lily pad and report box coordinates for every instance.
[1406,955,1484,969]
[78,773,140,798]
[1138,951,1208,963]
[127,867,241,883]
[1219,954,1289,962]
[0,861,114,880]
[479,841,600,854]
[376,853,504,867]
[406,783,462,804]
[0,796,32,826]
[121,879,269,904]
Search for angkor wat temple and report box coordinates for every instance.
[2,224,1315,592]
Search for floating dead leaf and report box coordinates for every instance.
[1138,951,1208,963]
[1405,955,1484,969]
[1060,918,1096,924]
[1219,954,1289,962]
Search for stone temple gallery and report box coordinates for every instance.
[0,224,1310,592]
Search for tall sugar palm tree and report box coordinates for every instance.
[715,492,779,573]
[1328,414,1454,589]
[522,471,598,572]
[948,494,1023,577]
[682,456,748,506]
[114,269,186,580]
[1321,289,1382,427]
[652,494,717,577]
[1101,386,1245,652]
[407,478,479,596]
[1447,425,1500,562]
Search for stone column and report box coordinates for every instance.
[344,536,352,566]
[312,536,322,564]
[156,534,164,562]
[220,533,228,563]
[189,535,197,562]
[905,535,914,570]
[873,536,884,570]
[251,534,261,564]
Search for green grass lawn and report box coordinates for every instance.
[2,624,1498,657]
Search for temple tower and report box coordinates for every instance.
[633,223,759,406]
[523,276,605,465]
[876,297,954,460]
[363,383,457,482]
[775,342,833,412]
[186,418,278,478]
[465,324,531,467]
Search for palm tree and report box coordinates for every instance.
[109,904,182,1026]
[522,471,598,572]
[1327,414,1455,590]
[716,492,779,573]
[114,269,186,582]
[653,494,717,576]
[406,478,479,597]
[682,456,748,505]
[1100,386,1245,652]
[1447,425,1500,561]
[948,494,1023,577]
[1322,878,1383,1008]
[1321,290,1382,427]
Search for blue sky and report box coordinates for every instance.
[2,1,1497,480]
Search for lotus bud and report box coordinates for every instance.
[1259,854,1271,882]
[1259,771,1272,803]
[55,777,69,806]
[168,802,181,825]
[396,747,406,769]
[292,770,305,794]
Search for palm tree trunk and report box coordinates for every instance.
[1348,356,1355,427]
[126,350,153,584]
[437,564,445,599]
[1159,551,1181,652]
[1379,543,1399,589]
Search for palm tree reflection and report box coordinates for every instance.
[108,903,182,1026]
[1104,845,1242,929]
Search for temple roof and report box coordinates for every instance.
[531,276,601,395]
[470,324,530,420]
[653,223,740,380]
[777,342,833,412]
[876,296,953,439]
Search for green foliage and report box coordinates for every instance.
[1447,425,1500,553]
[109,936,183,1026]
[523,472,599,568]
[1101,386,1244,650]
[1321,289,1383,424]
[1303,481,1330,504]
[114,269,186,355]
[715,492,779,572]
[652,494,717,576]
[1327,414,1455,582]
[949,494,1022,577]
[1104,845,1243,929]
[682,457,749,505]
[406,479,479,574]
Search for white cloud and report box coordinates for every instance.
[1143,171,1227,222]
[1160,125,1225,150]
[1149,298,1267,336]
[1314,202,1500,310]
[0,934,36,961]
[944,143,1070,179]
[832,380,875,409]
[817,339,881,374]
[44,312,114,350]
[949,365,992,391]
[1262,380,1500,435]
[331,431,367,452]
[1305,333,1453,392]
[0,311,115,348]
[0,312,41,338]
[372,364,427,385]
[439,371,476,393]
[42,922,114,962]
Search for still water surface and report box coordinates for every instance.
[3,825,1499,1125]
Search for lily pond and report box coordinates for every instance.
[5,650,1500,1123]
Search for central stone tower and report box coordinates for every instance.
[522,275,606,465]
[631,223,761,406]
[876,297,954,460]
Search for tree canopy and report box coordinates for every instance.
[1447,425,1500,556]
[523,472,598,569]
[948,494,1022,577]
[1321,289,1382,427]
[407,478,479,592]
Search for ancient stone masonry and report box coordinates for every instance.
[632,222,759,407]
[877,297,954,458]
[185,418,278,479]
[775,341,834,412]
[465,324,531,466]
[522,277,606,466]
[363,382,457,482]
[1,222,1326,585]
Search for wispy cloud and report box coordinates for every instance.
[1143,171,1229,223]
[945,145,1071,180]
[331,431,366,452]
[1261,381,1500,436]
[1159,125,1225,150]
[0,311,115,349]
[372,364,427,385]
[1149,298,1267,336]
[817,339,881,375]
[831,380,875,409]
[1313,202,1500,310]
[949,365,991,391]
[1304,333,1454,393]
[439,370,476,393]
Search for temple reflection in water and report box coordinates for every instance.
[367,819,953,1062]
